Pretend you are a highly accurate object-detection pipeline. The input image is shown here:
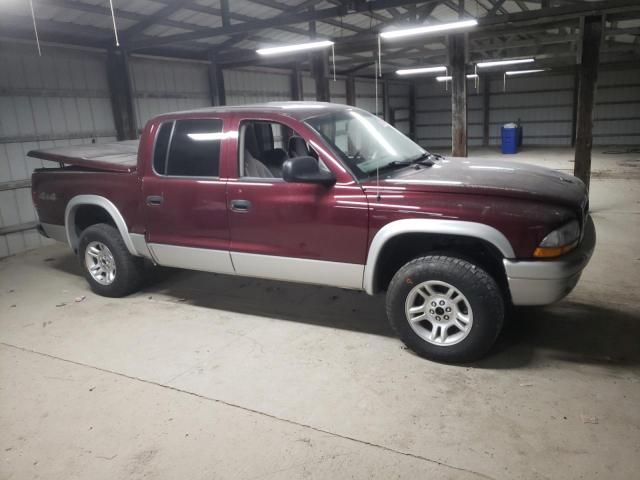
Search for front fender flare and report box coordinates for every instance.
[363,219,515,294]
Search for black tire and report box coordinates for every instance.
[386,255,504,363]
[78,223,144,298]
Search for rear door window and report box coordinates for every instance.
[154,118,223,177]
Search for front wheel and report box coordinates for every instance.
[386,255,504,363]
[78,223,144,297]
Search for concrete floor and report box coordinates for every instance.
[1,146,639,479]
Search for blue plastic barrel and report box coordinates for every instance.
[501,125,518,154]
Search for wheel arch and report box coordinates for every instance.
[363,219,515,295]
[65,195,139,256]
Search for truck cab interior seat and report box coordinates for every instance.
[242,124,274,178]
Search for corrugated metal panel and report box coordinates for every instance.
[489,73,574,146]
[355,79,382,117]
[329,78,347,105]
[224,68,291,105]
[416,78,484,148]
[593,67,640,145]
[0,42,115,257]
[415,79,452,148]
[302,74,316,101]
[388,81,410,135]
[129,56,211,130]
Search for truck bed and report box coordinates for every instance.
[28,140,139,173]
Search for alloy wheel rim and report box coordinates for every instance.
[404,280,473,346]
[85,241,116,286]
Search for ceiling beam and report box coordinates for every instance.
[128,0,434,50]
[122,0,193,40]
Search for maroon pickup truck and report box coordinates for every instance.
[30,102,595,362]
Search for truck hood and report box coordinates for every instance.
[375,156,587,209]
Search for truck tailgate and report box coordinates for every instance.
[28,140,139,173]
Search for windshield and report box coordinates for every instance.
[305,109,427,179]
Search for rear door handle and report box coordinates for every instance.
[230,199,251,213]
[146,195,163,206]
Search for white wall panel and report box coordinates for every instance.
[355,79,382,117]
[130,56,211,131]
[224,68,291,105]
[387,81,411,135]
[329,77,347,104]
[593,67,640,145]
[0,42,115,256]
[302,74,316,101]
[415,79,452,148]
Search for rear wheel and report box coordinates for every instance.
[78,223,144,297]
[386,255,504,363]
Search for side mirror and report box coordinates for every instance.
[282,156,336,186]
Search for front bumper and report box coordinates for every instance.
[504,215,596,306]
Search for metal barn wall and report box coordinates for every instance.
[329,77,347,105]
[354,79,383,117]
[388,81,411,136]
[593,67,640,145]
[415,78,484,149]
[301,73,317,101]
[224,67,292,105]
[489,72,574,146]
[0,42,116,257]
[129,56,211,132]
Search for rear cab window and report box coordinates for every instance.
[153,118,223,177]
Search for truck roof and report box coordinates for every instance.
[27,102,355,173]
[155,101,353,121]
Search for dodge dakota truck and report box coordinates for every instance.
[30,102,595,362]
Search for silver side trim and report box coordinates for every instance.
[130,233,155,261]
[148,243,235,275]
[504,215,595,306]
[65,195,139,256]
[363,218,515,294]
[40,222,67,243]
[231,252,364,290]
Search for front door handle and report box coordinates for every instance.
[230,199,251,213]
[146,195,163,206]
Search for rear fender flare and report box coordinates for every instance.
[363,219,515,294]
[65,194,139,256]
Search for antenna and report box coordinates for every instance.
[28,0,42,56]
[108,0,120,47]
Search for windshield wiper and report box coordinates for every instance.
[408,152,443,165]
[376,160,413,172]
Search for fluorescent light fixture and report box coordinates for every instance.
[436,74,478,81]
[476,58,534,68]
[396,66,447,76]
[505,69,546,76]
[256,40,333,56]
[380,19,477,40]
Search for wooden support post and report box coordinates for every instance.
[449,33,468,157]
[409,82,417,141]
[574,15,603,190]
[570,66,579,147]
[382,79,391,124]
[311,51,330,102]
[291,63,303,101]
[208,52,226,106]
[482,75,490,147]
[346,76,356,106]
[106,49,137,140]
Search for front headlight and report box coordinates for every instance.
[533,220,580,258]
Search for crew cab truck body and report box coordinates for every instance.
[30,102,595,362]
